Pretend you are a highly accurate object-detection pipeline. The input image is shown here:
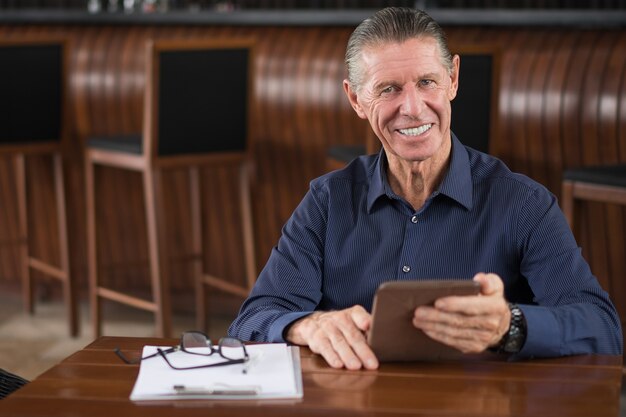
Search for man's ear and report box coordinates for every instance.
[448,54,460,101]
[343,79,368,120]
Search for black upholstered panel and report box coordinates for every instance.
[451,54,492,154]
[157,48,249,156]
[0,44,63,143]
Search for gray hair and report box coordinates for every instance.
[345,7,454,91]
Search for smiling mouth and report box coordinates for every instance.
[398,124,432,136]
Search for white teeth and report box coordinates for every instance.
[399,124,432,136]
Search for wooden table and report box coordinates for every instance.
[0,336,622,417]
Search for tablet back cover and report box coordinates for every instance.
[368,280,480,362]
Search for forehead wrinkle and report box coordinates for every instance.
[370,70,445,92]
[357,38,451,96]
[365,61,448,91]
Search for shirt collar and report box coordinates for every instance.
[366,133,473,213]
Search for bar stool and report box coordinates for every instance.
[85,39,256,338]
[0,38,78,336]
[561,165,626,230]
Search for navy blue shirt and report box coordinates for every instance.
[229,135,623,357]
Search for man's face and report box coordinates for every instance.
[344,37,459,166]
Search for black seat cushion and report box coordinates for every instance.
[327,145,366,163]
[563,164,626,188]
[87,134,142,155]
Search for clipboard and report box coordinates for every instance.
[129,343,303,401]
[367,280,480,362]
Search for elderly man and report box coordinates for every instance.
[228,7,623,370]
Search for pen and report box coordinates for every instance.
[172,384,260,396]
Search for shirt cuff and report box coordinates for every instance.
[267,311,314,343]
[516,304,562,357]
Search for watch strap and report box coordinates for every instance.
[490,303,527,354]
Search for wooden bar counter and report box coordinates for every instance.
[0,336,622,417]
[0,13,625,337]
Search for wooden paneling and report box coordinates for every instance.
[0,25,624,327]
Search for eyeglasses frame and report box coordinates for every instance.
[114,331,249,371]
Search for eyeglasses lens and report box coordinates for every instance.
[219,337,246,360]
[181,332,213,355]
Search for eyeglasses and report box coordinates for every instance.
[115,331,249,372]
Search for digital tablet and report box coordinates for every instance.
[367,280,480,362]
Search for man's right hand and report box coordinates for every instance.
[285,305,379,370]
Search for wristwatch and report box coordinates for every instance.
[491,303,527,354]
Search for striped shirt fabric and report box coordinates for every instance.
[228,134,623,357]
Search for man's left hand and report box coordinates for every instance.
[412,273,510,353]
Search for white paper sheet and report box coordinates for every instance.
[129,343,302,401]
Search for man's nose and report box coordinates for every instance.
[398,86,424,117]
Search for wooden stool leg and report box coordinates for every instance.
[143,168,172,338]
[188,167,207,333]
[53,153,78,337]
[194,162,256,334]
[13,154,33,315]
[239,162,257,290]
[85,158,102,338]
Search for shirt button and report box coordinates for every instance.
[411,215,418,224]
[402,265,411,273]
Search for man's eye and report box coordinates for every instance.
[419,79,434,87]
[380,86,395,94]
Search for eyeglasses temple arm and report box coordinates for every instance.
[156,348,249,370]
[115,346,178,364]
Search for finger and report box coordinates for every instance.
[435,295,504,315]
[349,305,373,332]
[318,312,367,370]
[416,312,501,338]
[328,334,366,370]
[299,313,357,369]
[414,307,502,332]
[315,317,363,369]
[347,306,378,369]
[307,334,344,369]
[434,277,506,315]
[351,344,379,370]
[473,273,504,296]
[300,307,379,370]
[416,309,500,350]
[415,303,509,351]
[339,323,378,369]
[420,328,489,353]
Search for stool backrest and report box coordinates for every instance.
[0,38,69,154]
[144,39,254,165]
